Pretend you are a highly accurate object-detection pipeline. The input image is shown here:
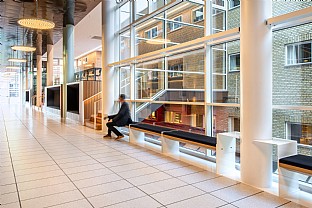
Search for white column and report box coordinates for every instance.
[240,0,273,187]
[101,0,116,132]
[36,32,43,107]
[47,44,54,86]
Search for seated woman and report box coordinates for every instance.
[103,94,132,140]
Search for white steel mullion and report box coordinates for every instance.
[205,0,212,137]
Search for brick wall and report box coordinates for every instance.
[227,3,312,156]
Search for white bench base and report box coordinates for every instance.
[161,137,180,159]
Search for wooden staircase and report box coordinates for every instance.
[85,111,102,130]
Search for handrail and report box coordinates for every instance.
[136,89,167,113]
[121,71,146,90]
[267,6,312,28]
[93,98,102,130]
[83,91,102,102]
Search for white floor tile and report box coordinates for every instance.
[18,175,71,191]
[178,171,220,184]
[210,183,262,203]
[1,105,309,208]
[14,164,60,176]
[278,202,309,208]
[47,199,93,208]
[88,187,146,208]
[151,185,205,205]
[127,172,173,186]
[67,168,113,181]
[154,161,190,171]
[73,173,122,189]
[105,196,162,208]
[1,192,19,205]
[1,184,17,194]
[16,169,65,183]
[0,202,21,208]
[232,192,289,208]
[110,161,149,173]
[164,165,204,177]
[118,166,160,179]
[19,182,77,200]
[80,179,133,197]
[193,176,239,193]
[167,194,227,208]
[62,163,104,175]
[138,178,187,195]
[21,190,84,208]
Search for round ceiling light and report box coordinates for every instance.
[6,66,20,70]
[8,58,27,63]
[11,45,36,52]
[18,18,55,30]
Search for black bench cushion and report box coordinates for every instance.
[163,130,217,147]
[130,123,173,134]
[279,154,312,171]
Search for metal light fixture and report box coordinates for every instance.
[11,45,36,52]
[8,58,27,63]
[18,18,55,30]
[17,0,55,30]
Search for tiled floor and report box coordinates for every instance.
[0,105,308,208]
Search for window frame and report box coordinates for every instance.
[285,41,312,66]
[168,15,183,32]
[228,0,240,10]
[286,121,312,148]
[228,53,240,72]
[192,6,204,23]
[144,26,158,39]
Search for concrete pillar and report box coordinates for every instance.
[47,31,54,86]
[101,0,116,132]
[62,0,75,118]
[36,32,43,107]
[240,0,273,188]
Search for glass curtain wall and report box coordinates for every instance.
[116,0,240,157]
[115,0,312,191]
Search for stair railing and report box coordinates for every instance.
[136,89,167,113]
[120,72,146,94]
[83,91,102,125]
[93,99,102,130]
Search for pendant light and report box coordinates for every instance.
[9,27,27,63]
[13,3,37,52]
[17,0,55,30]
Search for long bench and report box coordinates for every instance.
[161,130,216,158]
[278,154,312,199]
[130,123,174,136]
[129,123,217,158]
[129,123,174,146]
